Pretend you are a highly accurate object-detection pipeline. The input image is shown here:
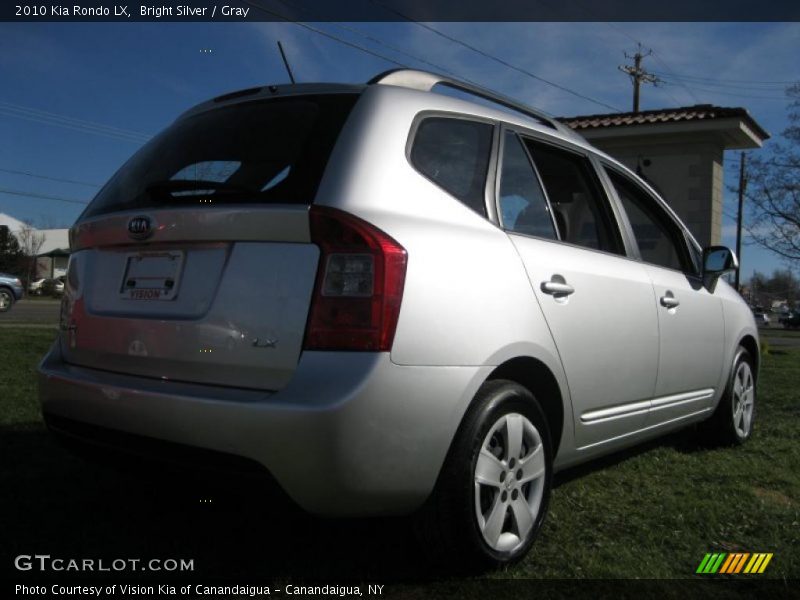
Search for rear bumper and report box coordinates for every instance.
[39,341,488,516]
[11,284,23,300]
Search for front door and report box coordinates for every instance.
[603,167,725,427]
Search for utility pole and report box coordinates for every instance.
[619,44,660,113]
[735,152,747,291]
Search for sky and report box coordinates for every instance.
[0,21,798,278]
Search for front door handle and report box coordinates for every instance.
[541,280,575,296]
[660,293,680,308]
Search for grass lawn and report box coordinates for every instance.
[762,327,800,338]
[1,327,797,589]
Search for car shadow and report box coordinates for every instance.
[553,426,710,488]
[2,420,718,583]
[0,424,436,583]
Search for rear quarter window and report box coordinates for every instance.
[409,116,493,216]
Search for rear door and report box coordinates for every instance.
[498,130,659,450]
[602,167,725,424]
[61,93,357,390]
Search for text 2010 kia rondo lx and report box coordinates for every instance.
[39,70,759,568]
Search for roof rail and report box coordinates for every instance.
[369,69,579,138]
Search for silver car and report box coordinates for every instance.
[0,272,24,312]
[39,70,759,569]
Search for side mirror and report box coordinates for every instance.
[702,246,738,289]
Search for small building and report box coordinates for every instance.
[558,105,769,248]
[36,247,70,279]
[0,212,70,278]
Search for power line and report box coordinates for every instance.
[241,1,405,68]
[245,1,622,117]
[368,2,622,112]
[0,101,152,144]
[0,187,89,206]
[327,23,460,78]
[229,2,625,113]
[0,167,100,188]
[597,25,795,90]
[249,0,511,91]
[0,101,151,139]
[653,75,788,91]
[271,0,462,78]
[647,53,701,105]
[528,6,698,108]
[0,108,150,144]
[618,44,661,112]
[659,81,788,101]
[650,72,797,86]
[597,22,699,106]
[0,108,151,144]
[410,22,622,111]
[251,3,491,93]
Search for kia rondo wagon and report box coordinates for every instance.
[39,69,759,568]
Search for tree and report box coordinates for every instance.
[15,223,46,284]
[0,225,25,275]
[743,83,800,268]
[746,268,798,308]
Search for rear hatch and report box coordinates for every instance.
[61,93,358,391]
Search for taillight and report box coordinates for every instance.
[304,206,407,351]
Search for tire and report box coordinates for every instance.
[415,379,553,571]
[0,288,13,313]
[699,347,756,445]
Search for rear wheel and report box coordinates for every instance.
[416,380,552,570]
[700,347,756,445]
[0,288,13,312]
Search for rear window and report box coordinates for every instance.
[409,117,493,215]
[81,94,358,219]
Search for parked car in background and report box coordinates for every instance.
[0,272,24,312]
[753,312,770,327]
[39,69,761,569]
[41,276,65,297]
[28,278,47,295]
[784,313,800,329]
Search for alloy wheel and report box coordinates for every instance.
[474,412,546,553]
[732,360,755,438]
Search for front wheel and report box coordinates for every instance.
[0,288,13,312]
[700,347,756,445]
[415,380,552,570]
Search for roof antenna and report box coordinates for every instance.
[277,41,296,84]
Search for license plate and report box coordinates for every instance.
[119,251,184,301]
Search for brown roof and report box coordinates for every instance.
[557,105,769,140]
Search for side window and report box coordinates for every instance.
[606,169,693,273]
[524,140,623,254]
[498,132,557,239]
[410,117,493,215]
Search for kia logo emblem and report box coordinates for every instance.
[128,216,152,239]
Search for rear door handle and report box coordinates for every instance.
[660,293,680,308]
[541,281,575,296]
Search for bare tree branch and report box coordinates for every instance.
[742,88,800,268]
[14,224,46,284]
